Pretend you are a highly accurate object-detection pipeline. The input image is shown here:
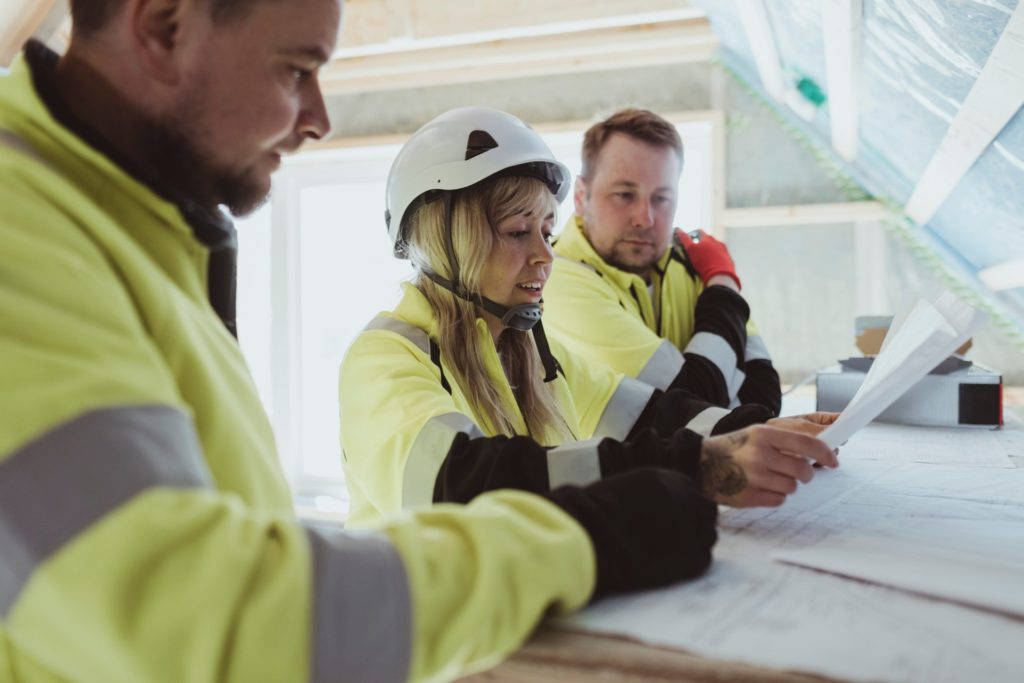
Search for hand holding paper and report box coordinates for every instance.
[819,290,987,449]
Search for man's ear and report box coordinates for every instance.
[128,0,201,84]
[573,176,588,217]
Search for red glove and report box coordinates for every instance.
[676,228,741,289]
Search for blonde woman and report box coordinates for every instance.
[340,108,836,532]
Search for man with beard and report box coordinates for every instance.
[545,108,785,435]
[0,3,724,682]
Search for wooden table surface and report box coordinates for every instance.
[458,625,841,682]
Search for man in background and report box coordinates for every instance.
[0,3,730,681]
[546,108,783,437]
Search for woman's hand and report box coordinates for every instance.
[699,425,838,508]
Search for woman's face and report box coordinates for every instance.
[478,206,556,314]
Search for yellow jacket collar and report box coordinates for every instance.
[0,45,209,246]
[556,214,673,289]
[393,281,493,343]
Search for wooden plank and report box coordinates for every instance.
[322,17,716,95]
[0,0,57,67]
[457,626,841,682]
[710,109,727,238]
[338,0,695,47]
[722,201,888,228]
[904,3,1024,226]
[822,0,862,161]
[979,258,1024,291]
[736,0,786,103]
[303,110,721,153]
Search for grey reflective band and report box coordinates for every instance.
[403,412,484,508]
[306,525,412,683]
[593,377,655,441]
[547,439,602,488]
[685,406,731,437]
[745,335,772,362]
[0,128,47,165]
[637,339,685,391]
[365,315,430,355]
[684,332,738,380]
[0,406,212,617]
[726,366,746,402]
[685,331,746,400]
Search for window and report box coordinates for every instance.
[236,116,718,514]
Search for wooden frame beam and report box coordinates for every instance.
[1,0,61,67]
[822,0,862,162]
[904,3,1024,226]
[736,0,786,102]
[321,16,716,95]
[979,258,1024,291]
[337,0,696,48]
[722,201,888,228]
[736,0,817,121]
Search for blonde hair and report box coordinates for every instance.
[405,175,573,444]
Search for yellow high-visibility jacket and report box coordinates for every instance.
[0,45,594,683]
[546,216,782,416]
[340,283,650,525]
[339,282,769,527]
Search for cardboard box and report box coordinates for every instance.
[855,315,972,356]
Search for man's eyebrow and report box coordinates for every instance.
[283,46,332,65]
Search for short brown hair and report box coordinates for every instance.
[579,108,683,180]
[71,0,271,37]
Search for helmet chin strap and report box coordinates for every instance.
[422,271,561,382]
[427,190,560,382]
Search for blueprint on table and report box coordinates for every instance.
[564,427,1024,683]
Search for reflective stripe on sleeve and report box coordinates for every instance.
[0,405,212,617]
[546,439,602,488]
[685,331,746,401]
[685,406,731,437]
[745,335,772,362]
[593,377,655,441]
[684,332,738,380]
[365,316,430,355]
[305,525,412,683]
[0,129,47,165]
[636,339,685,391]
[402,413,484,509]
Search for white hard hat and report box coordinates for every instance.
[385,107,571,258]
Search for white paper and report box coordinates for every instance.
[563,446,1024,683]
[838,423,1013,467]
[774,523,1024,618]
[820,290,987,449]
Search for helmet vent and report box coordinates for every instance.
[465,130,499,160]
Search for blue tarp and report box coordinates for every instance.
[695,0,1024,335]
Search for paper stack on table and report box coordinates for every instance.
[820,290,987,449]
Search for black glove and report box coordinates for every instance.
[543,468,717,600]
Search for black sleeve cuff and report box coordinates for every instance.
[432,433,552,504]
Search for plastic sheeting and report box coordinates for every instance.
[695,0,1024,332]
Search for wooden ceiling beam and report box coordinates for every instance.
[904,3,1024,226]
[822,0,862,162]
[338,0,692,47]
[0,0,63,67]
[322,17,716,95]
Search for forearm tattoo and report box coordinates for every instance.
[700,431,749,497]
